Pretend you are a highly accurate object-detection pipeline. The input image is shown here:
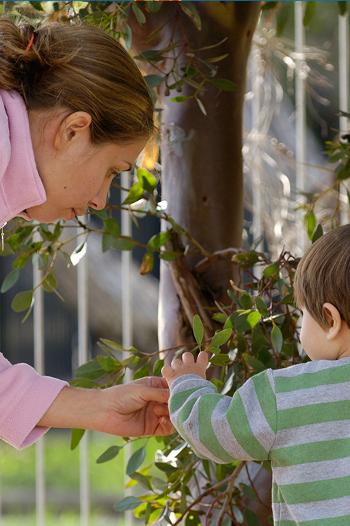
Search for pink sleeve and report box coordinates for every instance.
[0,353,68,449]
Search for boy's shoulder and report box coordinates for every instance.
[273,358,350,377]
[270,357,350,393]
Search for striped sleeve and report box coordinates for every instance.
[169,370,277,463]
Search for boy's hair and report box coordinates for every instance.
[294,224,350,328]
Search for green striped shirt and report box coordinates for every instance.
[169,358,350,525]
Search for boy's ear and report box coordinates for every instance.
[323,302,342,339]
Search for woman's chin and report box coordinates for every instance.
[25,207,72,223]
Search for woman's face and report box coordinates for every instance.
[27,109,147,222]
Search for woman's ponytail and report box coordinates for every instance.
[0,19,35,94]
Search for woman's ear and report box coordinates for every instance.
[54,111,92,151]
[323,302,342,340]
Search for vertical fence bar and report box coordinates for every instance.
[251,42,263,251]
[339,9,350,225]
[33,233,45,526]
[295,1,307,251]
[121,171,134,526]
[77,222,89,526]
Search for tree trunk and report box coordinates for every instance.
[132,4,271,524]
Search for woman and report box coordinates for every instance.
[0,18,172,449]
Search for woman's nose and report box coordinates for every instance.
[88,185,109,211]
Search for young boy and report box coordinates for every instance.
[162,224,350,526]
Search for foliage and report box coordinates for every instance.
[68,244,306,525]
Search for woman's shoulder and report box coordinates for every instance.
[0,90,11,180]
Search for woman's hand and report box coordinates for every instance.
[98,376,173,436]
[38,376,173,437]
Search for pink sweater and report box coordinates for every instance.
[0,90,68,449]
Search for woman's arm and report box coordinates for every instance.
[0,352,172,449]
[38,376,173,437]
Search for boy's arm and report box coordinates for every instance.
[163,353,277,464]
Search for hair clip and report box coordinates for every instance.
[25,32,35,53]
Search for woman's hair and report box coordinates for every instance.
[0,18,154,143]
[293,224,350,328]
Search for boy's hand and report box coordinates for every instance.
[162,352,209,387]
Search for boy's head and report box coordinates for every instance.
[294,224,350,360]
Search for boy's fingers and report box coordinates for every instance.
[197,351,209,366]
[182,352,195,365]
[161,365,174,379]
[171,358,182,369]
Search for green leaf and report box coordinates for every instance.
[102,234,136,252]
[123,181,144,205]
[135,49,164,62]
[96,445,122,464]
[271,324,283,353]
[193,314,204,348]
[255,297,269,317]
[263,263,279,279]
[42,273,57,293]
[170,95,193,103]
[145,1,162,13]
[115,496,141,512]
[11,290,33,313]
[338,1,348,15]
[127,447,146,475]
[336,159,350,180]
[210,328,232,349]
[104,218,120,238]
[70,429,85,450]
[131,3,146,24]
[303,2,316,27]
[210,78,236,92]
[96,355,121,373]
[304,210,317,240]
[1,269,20,293]
[234,312,250,333]
[243,353,265,372]
[99,338,125,352]
[261,1,278,10]
[247,310,261,329]
[144,74,163,89]
[210,354,230,366]
[129,472,153,490]
[180,2,202,30]
[312,224,323,243]
[148,231,171,250]
[138,167,157,192]
[74,360,105,380]
[276,4,290,36]
[232,251,260,267]
[245,509,260,526]
[160,250,179,261]
[140,252,154,275]
[239,293,253,309]
[155,462,177,473]
[29,1,44,10]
